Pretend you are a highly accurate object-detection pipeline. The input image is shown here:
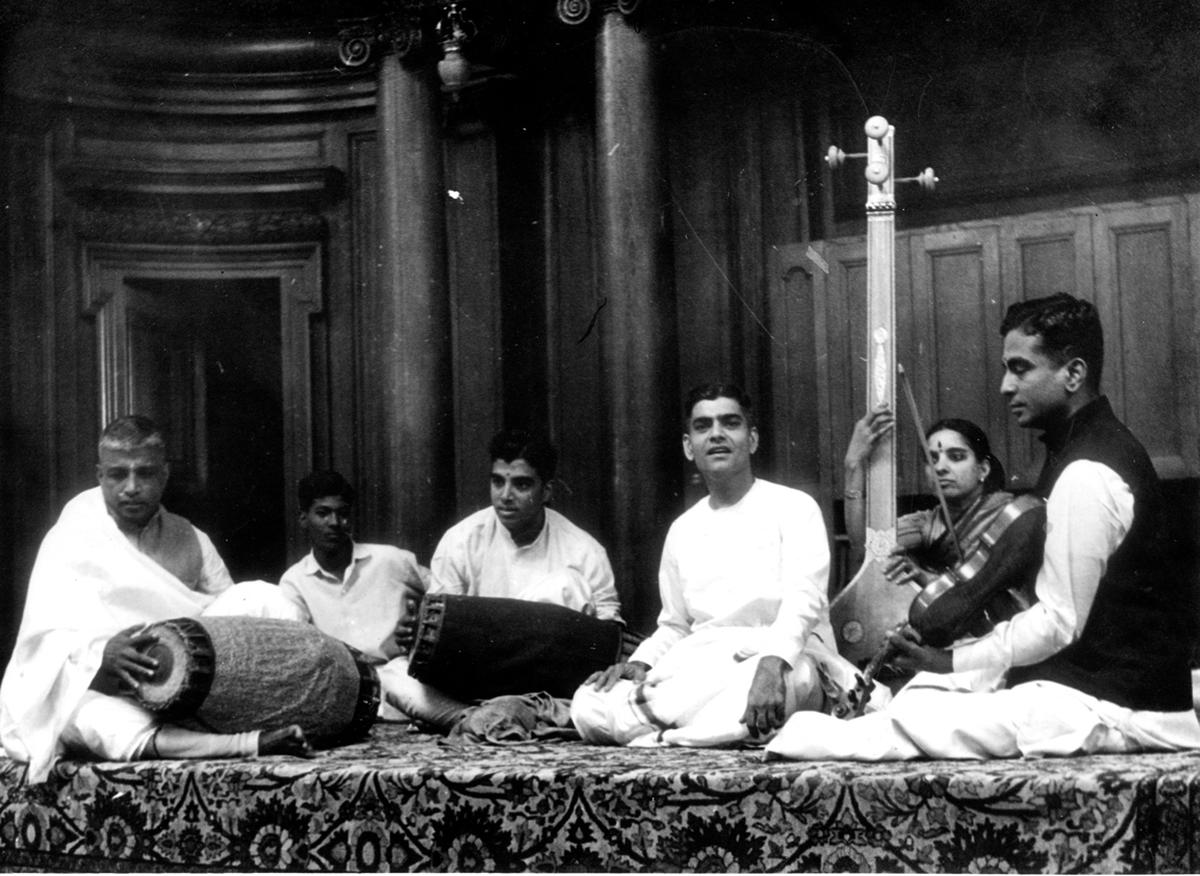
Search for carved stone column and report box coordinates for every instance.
[568,0,679,628]
[375,43,455,559]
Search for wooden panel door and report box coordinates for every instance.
[998,212,1095,485]
[907,226,1001,493]
[123,278,287,582]
[82,242,323,573]
[1093,201,1197,478]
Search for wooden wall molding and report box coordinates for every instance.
[61,166,345,210]
[75,208,328,246]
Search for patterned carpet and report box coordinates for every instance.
[0,722,1197,872]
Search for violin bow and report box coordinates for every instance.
[897,363,964,564]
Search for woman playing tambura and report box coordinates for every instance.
[843,406,1018,677]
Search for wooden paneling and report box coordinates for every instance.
[999,212,1095,483]
[1093,201,1195,478]
[774,195,1200,532]
[911,226,1002,491]
[768,244,823,506]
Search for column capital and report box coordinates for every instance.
[556,0,646,27]
[336,2,440,71]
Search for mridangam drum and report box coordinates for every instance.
[133,616,378,745]
[408,594,637,700]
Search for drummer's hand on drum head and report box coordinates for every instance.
[586,660,649,692]
[98,625,160,692]
[394,601,419,654]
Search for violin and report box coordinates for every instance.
[842,492,1045,717]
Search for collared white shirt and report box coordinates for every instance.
[279,542,425,664]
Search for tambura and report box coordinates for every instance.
[134,616,378,745]
[408,594,631,700]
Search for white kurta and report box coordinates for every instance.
[429,506,622,621]
[0,488,300,781]
[767,459,1200,761]
[572,478,871,747]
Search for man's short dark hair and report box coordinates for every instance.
[489,429,557,482]
[682,382,756,429]
[298,470,356,511]
[99,414,166,455]
[1000,293,1104,390]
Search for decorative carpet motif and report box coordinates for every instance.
[0,723,1196,872]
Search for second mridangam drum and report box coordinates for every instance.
[407,594,633,700]
[133,616,378,745]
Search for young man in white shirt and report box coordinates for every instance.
[279,471,467,728]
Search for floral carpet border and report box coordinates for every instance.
[0,724,1197,872]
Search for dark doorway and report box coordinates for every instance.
[124,277,286,582]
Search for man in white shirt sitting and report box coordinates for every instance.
[279,471,467,729]
[571,383,870,747]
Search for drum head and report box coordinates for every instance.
[141,640,177,689]
[134,618,214,717]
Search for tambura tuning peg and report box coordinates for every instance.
[826,145,867,169]
[897,167,938,191]
[865,160,890,184]
[864,115,890,140]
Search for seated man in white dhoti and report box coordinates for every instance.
[767,295,1200,761]
[279,470,468,729]
[0,415,310,784]
[428,428,621,620]
[571,383,879,748]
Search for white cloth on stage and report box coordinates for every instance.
[766,669,1200,761]
[572,478,881,747]
[0,487,302,782]
[279,543,466,727]
[429,507,622,621]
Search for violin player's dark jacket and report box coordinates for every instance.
[1006,396,1194,711]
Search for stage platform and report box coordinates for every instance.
[0,722,1197,872]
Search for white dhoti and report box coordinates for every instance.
[766,670,1200,761]
[571,629,886,748]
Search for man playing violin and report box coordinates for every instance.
[769,293,1200,760]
